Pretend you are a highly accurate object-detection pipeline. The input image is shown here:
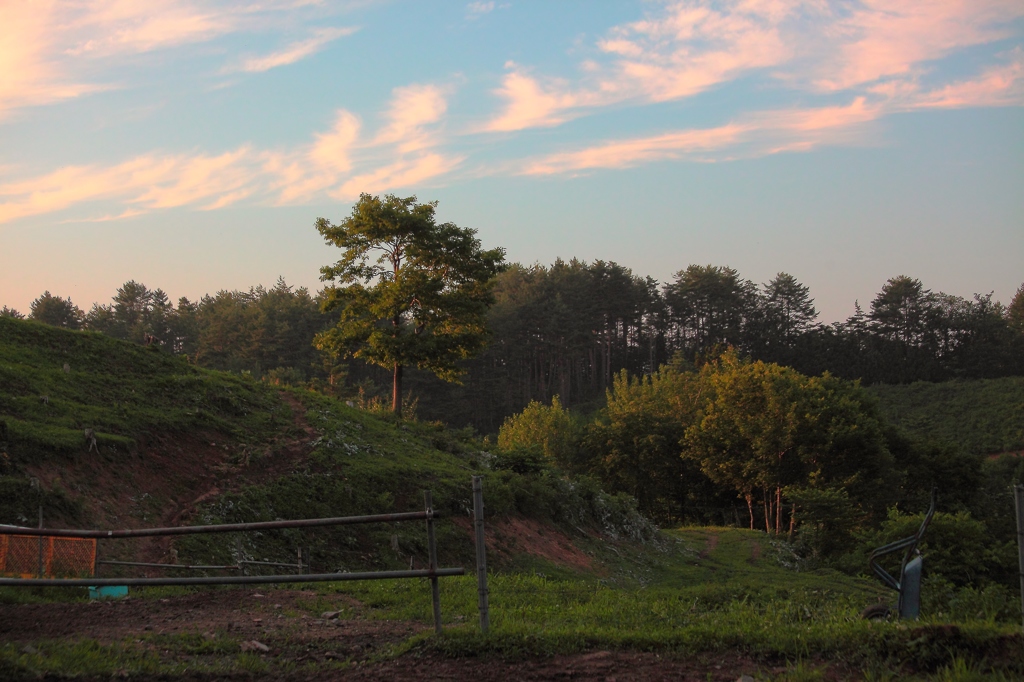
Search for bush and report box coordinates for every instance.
[498,396,583,469]
[855,509,1012,589]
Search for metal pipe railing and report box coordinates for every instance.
[1,489,475,633]
[0,568,464,588]
[0,510,436,539]
[98,560,239,571]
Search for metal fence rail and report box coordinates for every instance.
[0,491,464,634]
[0,568,464,588]
[0,510,433,539]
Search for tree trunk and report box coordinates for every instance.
[745,494,754,530]
[392,362,403,417]
[775,486,782,535]
[788,503,796,542]
[763,489,770,534]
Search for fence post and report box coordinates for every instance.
[32,478,43,578]
[424,490,442,634]
[1014,484,1024,633]
[472,476,490,633]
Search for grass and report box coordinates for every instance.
[2,318,1022,679]
[1,528,1022,679]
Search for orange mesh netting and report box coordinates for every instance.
[0,534,96,578]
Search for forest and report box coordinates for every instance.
[5,261,1023,432]
[3,258,1024,669]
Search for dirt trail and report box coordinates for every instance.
[698,533,718,559]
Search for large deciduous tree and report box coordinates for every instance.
[315,194,505,417]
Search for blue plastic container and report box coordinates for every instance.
[88,585,128,599]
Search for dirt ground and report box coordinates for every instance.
[0,588,835,681]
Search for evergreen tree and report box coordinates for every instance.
[29,292,83,329]
[315,194,505,417]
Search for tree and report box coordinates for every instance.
[29,292,83,329]
[315,194,505,417]
[0,306,24,319]
[498,396,581,469]
[1009,283,1024,334]
[762,272,817,344]
[683,353,806,531]
[664,265,756,359]
[682,352,895,532]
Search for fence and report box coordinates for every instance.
[0,490,468,634]
[0,534,96,578]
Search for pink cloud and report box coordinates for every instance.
[521,123,751,175]
[913,49,1024,108]
[373,84,450,151]
[0,149,266,224]
[0,1,354,116]
[811,0,1024,91]
[517,96,893,176]
[0,1,104,116]
[483,1,798,132]
[271,110,361,204]
[481,0,1024,133]
[335,153,464,200]
[236,26,358,73]
[484,69,582,132]
[0,78,460,223]
[65,1,234,57]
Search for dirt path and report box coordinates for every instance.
[0,589,419,647]
[698,533,718,559]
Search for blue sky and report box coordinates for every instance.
[1,0,1022,322]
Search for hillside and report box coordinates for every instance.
[867,377,1024,456]
[0,316,649,574]
[3,318,1024,680]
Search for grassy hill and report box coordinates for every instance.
[0,316,649,573]
[2,317,1023,680]
[867,377,1024,456]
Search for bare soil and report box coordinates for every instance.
[452,516,598,573]
[0,588,842,681]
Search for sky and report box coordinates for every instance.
[0,0,1022,323]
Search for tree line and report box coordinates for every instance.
[4,262,1023,432]
[495,351,1023,592]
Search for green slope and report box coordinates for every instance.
[867,377,1024,455]
[0,317,648,573]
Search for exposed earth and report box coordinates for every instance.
[0,587,842,681]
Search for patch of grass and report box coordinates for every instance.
[311,528,1021,675]
[0,317,286,474]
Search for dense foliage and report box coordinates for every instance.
[10,261,1022,434]
[315,194,505,416]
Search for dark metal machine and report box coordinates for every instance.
[865,488,937,620]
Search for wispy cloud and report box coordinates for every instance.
[521,123,751,175]
[481,0,1024,133]
[466,2,504,19]
[336,153,464,200]
[911,48,1024,109]
[484,1,799,132]
[0,80,461,223]
[0,1,358,117]
[234,26,358,73]
[812,0,1024,92]
[373,84,450,151]
[519,97,888,176]
[484,67,585,132]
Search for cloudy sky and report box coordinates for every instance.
[1,0,1022,321]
